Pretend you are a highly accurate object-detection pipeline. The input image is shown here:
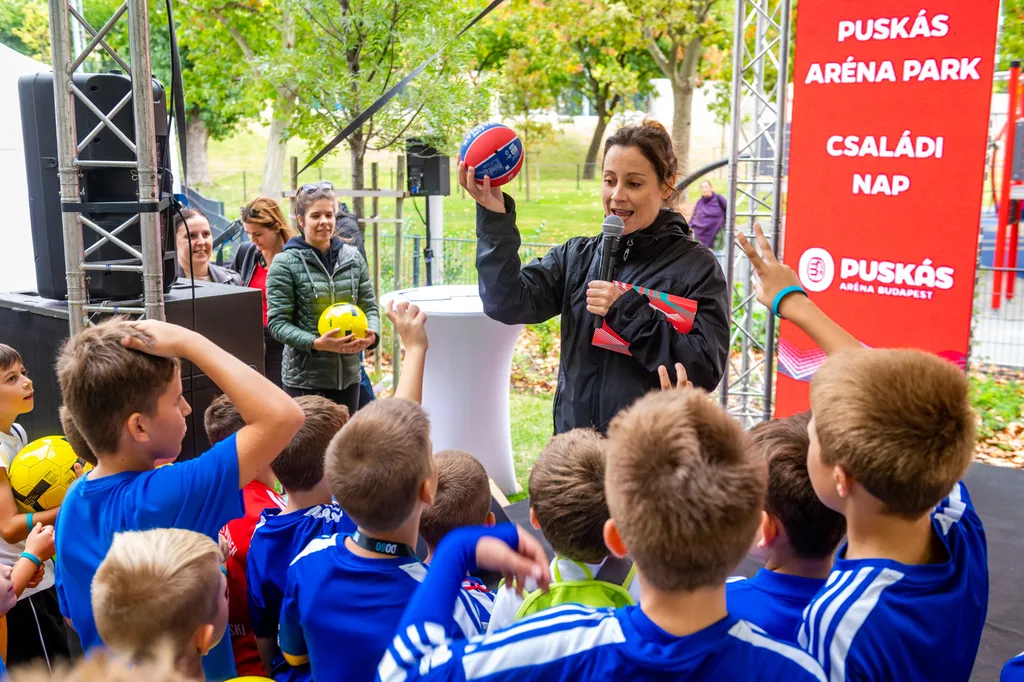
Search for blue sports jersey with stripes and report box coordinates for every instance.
[278,533,493,682]
[727,569,827,643]
[247,504,356,681]
[797,482,987,682]
[1003,653,1024,682]
[377,525,827,682]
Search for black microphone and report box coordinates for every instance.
[595,214,625,328]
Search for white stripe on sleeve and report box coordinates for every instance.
[729,621,826,682]
[827,568,904,682]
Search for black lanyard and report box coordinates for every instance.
[351,530,417,558]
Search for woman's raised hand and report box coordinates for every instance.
[458,162,506,214]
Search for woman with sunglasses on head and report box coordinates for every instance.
[266,182,380,414]
[232,197,296,387]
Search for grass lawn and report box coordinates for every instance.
[508,391,554,503]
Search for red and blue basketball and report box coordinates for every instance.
[459,123,524,187]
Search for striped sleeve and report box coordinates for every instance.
[378,525,519,682]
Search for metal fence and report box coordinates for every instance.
[365,233,557,293]
[971,264,1024,368]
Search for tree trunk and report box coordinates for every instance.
[583,112,609,180]
[260,8,295,197]
[350,129,366,220]
[260,93,292,196]
[185,110,211,187]
[670,35,704,176]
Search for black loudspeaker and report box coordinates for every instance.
[406,139,450,196]
[18,72,176,301]
[0,281,264,462]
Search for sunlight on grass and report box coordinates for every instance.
[508,390,554,503]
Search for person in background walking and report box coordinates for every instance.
[233,197,296,388]
[689,181,728,249]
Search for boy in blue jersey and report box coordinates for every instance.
[418,450,496,627]
[378,387,829,682]
[246,394,355,680]
[726,411,846,642]
[53,318,305,652]
[91,528,227,679]
[740,225,988,682]
[278,300,497,682]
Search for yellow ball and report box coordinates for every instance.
[318,303,369,339]
[226,678,275,682]
[9,436,93,513]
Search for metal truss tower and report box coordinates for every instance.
[719,0,793,427]
[47,0,166,334]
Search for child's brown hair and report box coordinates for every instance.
[605,388,765,591]
[273,395,349,492]
[0,344,23,374]
[92,528,222,661]
[529,429,609,564]
[59,405,97,467]
[56,319,179,456]
[810,349,975,516]
[750,412,845,559]
[203,393,245,445]
[419,450,491,550]
[325,398,431,534]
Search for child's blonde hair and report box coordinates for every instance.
[8,648,190,682]
[92,528,223,661]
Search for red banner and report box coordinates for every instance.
[776,0,1000,415]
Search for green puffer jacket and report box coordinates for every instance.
[267,236,380,390]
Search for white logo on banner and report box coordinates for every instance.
[798,248,836,292]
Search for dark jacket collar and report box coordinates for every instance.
[617,209,692,262]
[284,235,346,272]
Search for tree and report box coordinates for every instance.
[623,0,730,173]
[283,0,493,217]
[182,0,294,195]
[1000,0,1024,72]
[548,0,660,179]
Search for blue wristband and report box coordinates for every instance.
[26,513,33,531]
[19,551,41,568]
[771,286,807,318]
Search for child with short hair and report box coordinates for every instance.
[204,394,286,676]
[278,301,494,682]
[54,318,305,654]
[0,344,73,667]
[726,411,846,642]
[246,394,354,680]
[253,299,429,682]
[486,428,639,633]
[377,388,827,682]
[418,449,495,564]
[740,224,987,681]
[91,528,227,679]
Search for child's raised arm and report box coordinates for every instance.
[386,300,428,404]
[121,321,305,487]
[738,224,860,356]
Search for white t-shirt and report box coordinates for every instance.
[486,555,642,634]
[0,424,56,598]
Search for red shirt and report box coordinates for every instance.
[249,262,269,326]
[220,480,285,676]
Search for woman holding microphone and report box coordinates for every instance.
[464,120,730,433]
